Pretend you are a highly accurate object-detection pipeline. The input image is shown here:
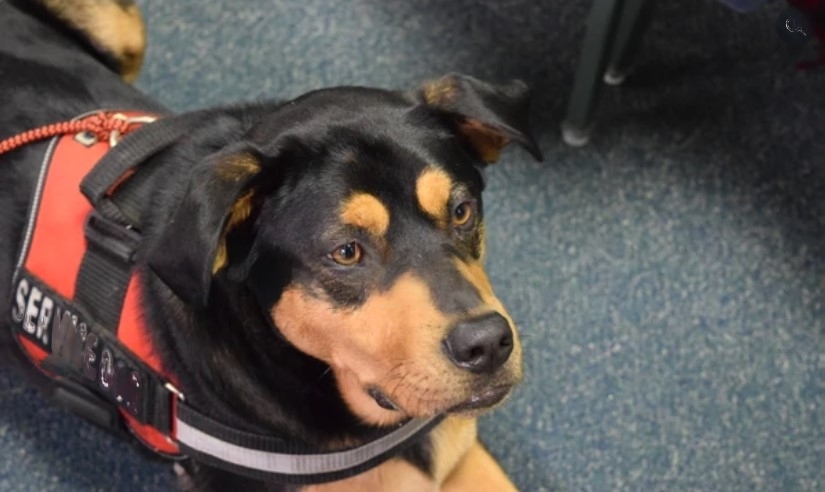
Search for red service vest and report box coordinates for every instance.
[9,111,180,455]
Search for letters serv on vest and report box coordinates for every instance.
[12,274,143,418]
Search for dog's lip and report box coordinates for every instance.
[447,385,511,413]
[367,386,400,411]
[366,384,513,415]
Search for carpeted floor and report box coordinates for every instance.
[1,1,823,490]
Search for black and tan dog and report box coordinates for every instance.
[0,1,541,490]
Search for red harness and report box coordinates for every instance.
[7,111,180,455]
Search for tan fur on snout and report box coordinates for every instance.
[271,260,522,425]
[272,272,456,425]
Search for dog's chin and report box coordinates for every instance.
[446,385,512,415]
[368,384,513,419]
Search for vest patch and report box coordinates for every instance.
[12,273,143,417]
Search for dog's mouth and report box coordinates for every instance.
[366,384,511,415]
[447,385,511,413]
[367,386,400,411]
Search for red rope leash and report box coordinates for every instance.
[0,112,138,155]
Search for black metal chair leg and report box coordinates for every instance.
[561,0,626,146]
[604,0,655,86]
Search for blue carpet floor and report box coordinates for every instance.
[1,0,824,490]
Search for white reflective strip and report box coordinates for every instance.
[14,136,59,277]
[175,416,437,476]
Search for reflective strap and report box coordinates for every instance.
[175,410,440,479]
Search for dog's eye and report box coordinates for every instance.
[452,201,474,228]
[329,242,363,266]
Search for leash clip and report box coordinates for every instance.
[109,113,158,148]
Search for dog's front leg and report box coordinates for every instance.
[440,440,518,492]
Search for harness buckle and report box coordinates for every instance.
[84,209,142,264]
[51,377,124,436]
[109,113,158,148]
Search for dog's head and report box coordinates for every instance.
[148,74,542,425]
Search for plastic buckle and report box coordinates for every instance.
[51,377,123,434]
[84,209,141,264]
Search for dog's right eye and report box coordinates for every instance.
[452,200,475,229]
[329,241,363,266]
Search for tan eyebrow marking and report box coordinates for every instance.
[340,193,391,237]
[416,167,452,226]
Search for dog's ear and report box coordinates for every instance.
[416,73,543,163]
[146,143,273,307]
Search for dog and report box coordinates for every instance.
[0,1,542,490]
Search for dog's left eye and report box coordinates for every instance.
[329,241,363,266]
[452,201,475,228]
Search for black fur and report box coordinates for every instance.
[0,3,540,490]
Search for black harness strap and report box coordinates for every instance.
[73,112,207,333]
[70,112,201,445]
[74,210,141,331]
[79,111,211,228]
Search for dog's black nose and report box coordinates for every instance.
[443,313,513,374]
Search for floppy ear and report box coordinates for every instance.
[417,73,543,163]
[146,143,268,307]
